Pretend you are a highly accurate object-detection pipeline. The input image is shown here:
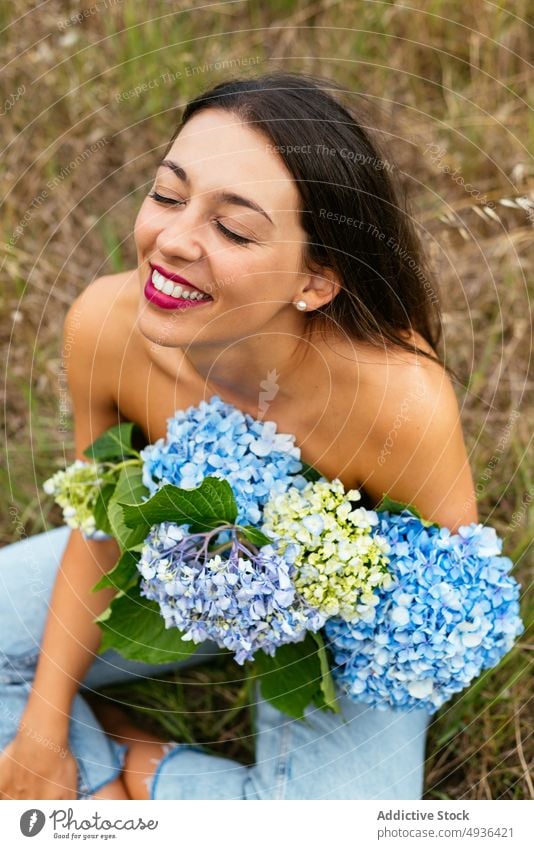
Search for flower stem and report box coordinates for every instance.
[207,540,235,557]
[103,458,142,472]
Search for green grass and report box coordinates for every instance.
[1,0,532,799]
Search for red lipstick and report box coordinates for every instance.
[150,263,205,293]
[143,265,213,311]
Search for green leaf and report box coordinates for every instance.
[108,466,150,550]
[376,493,423,517]
[83,422,143,462]
[92,549,141,594]
[376,494,440,528]
[300,462,323,482]
[93,482,116,535]
[253,633,335,720]
[120,476,238,534]
[310,631,340,713]
[238,525,272,547]
[312,631,340,713]
[95,583,198,664]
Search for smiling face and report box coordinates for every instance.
[134,108,337,350]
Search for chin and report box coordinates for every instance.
[135,308,188,348]
[136,308,223,351]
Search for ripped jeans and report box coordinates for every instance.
[0,526,431,799]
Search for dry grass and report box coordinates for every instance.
[1,0,532,799]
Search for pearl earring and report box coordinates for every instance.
[295,299,308,311]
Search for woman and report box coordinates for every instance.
[0,72,477,800]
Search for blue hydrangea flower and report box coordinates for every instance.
[138,522,326,665]
[140,395,308,526]
[324,511,524,713]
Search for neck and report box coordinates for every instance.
[184,319,316,415]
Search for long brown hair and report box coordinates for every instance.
[175,71,446,370]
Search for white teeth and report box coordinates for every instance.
[152,269,166,288]
[151,268,211,301]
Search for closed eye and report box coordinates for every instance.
[148,190,185,206]
[214,221,252,245]
[148,190,254,245]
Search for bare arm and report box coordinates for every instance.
[0,275,137,799]
[0,529,121,798]
[22,532,120,735]
[21,278,125,738]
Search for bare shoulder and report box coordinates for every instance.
[63,269,139,404]
[64,269,138,354]
[361,334,459,429]
[65,269,137,336]
[329,330,457,421]
[333,333,477,531]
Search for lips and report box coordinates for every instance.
[143,266,213,311]
[150,263,207,294]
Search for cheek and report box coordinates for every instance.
[134,201,158,250]
[205,252,256,299]
[222,245,297,303]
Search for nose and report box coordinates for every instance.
[156,203,204,264]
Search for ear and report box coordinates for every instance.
[299,264,342,311]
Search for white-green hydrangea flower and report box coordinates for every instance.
[43,459,105,536]
[262,479,393,621]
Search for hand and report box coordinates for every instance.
[0,734,78,800]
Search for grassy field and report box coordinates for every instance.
[1,0,532,799]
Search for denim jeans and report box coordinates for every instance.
[0,526,431,799]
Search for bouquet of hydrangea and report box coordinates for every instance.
[43,395,524,719]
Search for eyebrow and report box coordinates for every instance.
[158,159,274,225]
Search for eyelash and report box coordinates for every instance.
[148,190,253,245]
